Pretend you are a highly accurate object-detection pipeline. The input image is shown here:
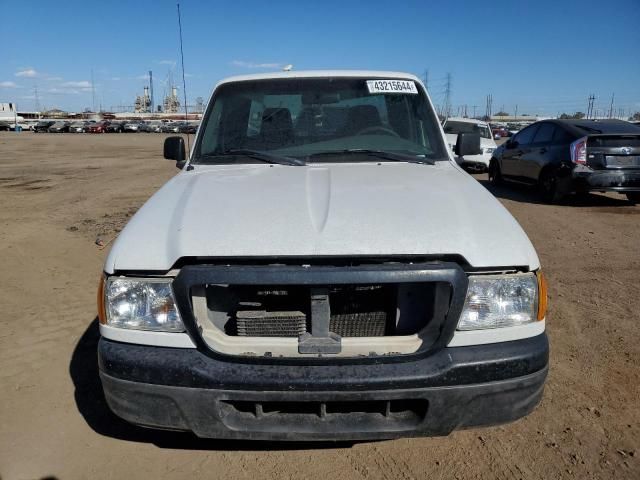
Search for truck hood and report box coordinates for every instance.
[105,161,539,273]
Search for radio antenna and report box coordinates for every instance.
[177,2,190,154]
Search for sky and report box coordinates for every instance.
[1,0,639,117]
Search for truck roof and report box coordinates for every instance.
[444,117,489,126]
[217,70,421,85]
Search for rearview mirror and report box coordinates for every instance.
[454,133,481,156]
[164,136,186,161]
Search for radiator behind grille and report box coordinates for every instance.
[235,310,307,337]
[330,312,387,337]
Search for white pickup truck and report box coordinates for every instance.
[97,70,548,441]
[443,117,498,172]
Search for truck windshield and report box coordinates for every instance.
[444,121,492,140]
[194,77,447,163]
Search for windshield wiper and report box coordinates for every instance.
[200,149,306,166]
[307,149,434,165]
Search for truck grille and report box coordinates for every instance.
[181,262,466,357]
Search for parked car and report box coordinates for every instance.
[138,122,157,133]
[160,122,180,133]
[489,119,640,203]
[97,70,549,441]
[87,121,110,133]
[68,121,88,133]
[33,120,55,133]
[150,122,164,133]
[48,121,70,133]
[443,117,497,172]
[124,121,143,132]
[106,121,126,133]
[492,126,510,139]
[0,121,10,131]
[179,122,198,134]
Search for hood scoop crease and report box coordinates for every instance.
[306,167,331,233]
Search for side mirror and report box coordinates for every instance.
[164,136,186,161]
[454,133,481,156]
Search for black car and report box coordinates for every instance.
[178,122,197,134]
[33,120,55,133]
[48,121,70,133]
[106,121,126,133]
[489,119,640,203]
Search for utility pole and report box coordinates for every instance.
[423,69,429,91]
[515,104,518,121]
[472,105,477,118]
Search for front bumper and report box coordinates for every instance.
[98,333,549,440]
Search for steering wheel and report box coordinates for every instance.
[355,126,400,137]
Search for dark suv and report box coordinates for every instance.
[489,119,640,203]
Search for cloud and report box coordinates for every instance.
[0,81,18,88]
[231,60,282,69]
[48,87,78,95]
[111,77,121,81]
[184,73,195,78]
[46,76,63,81]
[135,74,150,80]
[15,68,38,78]
[61,81,92,88]
[158,60,176,65]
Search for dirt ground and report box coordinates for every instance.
[0,132,638,480]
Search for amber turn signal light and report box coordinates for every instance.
[537,271,548,321]
[97,274,107,324]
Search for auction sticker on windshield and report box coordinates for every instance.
[366,80,418,94]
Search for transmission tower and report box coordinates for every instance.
[91,68,96,113]
[443,73,452,118]
[586,94,595,119]
[34,86,40,113]
[485,94,493,119]
[608,93,615,119]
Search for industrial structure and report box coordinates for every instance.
[163,86,180,113]
[134,86,152,113]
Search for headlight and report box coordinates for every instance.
[102,277,184,332]
[458,273,539,330]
